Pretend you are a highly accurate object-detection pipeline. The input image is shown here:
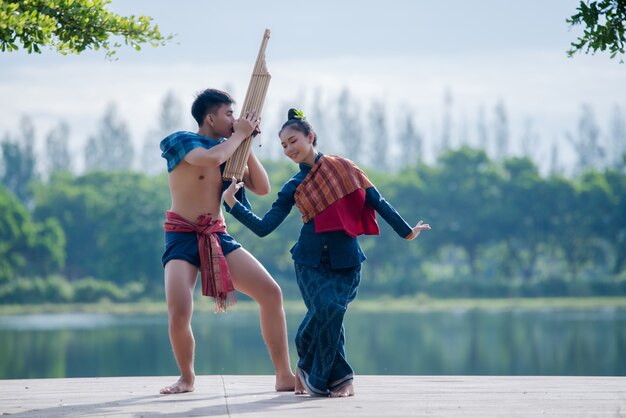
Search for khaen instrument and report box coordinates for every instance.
[222,29,271,181]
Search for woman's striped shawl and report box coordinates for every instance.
[294,154,373,223]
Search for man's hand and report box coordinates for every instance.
[233,110,260,139]
[223,177,245,208]
[405,220,431,240]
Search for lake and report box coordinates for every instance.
[1,307,625,379]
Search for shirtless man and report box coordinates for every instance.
[159,88,295,394]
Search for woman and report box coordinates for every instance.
[223,108,430,397]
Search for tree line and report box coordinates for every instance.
[3,88,625,190]
[2,0,625,304]
[1,147,625,304]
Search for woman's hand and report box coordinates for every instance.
[405,220,431,240]
[223,177,245,208]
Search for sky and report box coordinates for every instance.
[1,0,625,172]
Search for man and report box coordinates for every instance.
[159,88,294,394]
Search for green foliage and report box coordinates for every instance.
[0,275,145,303]
[601,167,626,273]
[497,158,546,279]
[72,277,125,302]
[567,0,626,61]
[91,172,169,286]
[32,171,169,287]
[0,185,65,283]
[0,0,173,59]
[3,148,626,303]
[0,276,73,303]
[427,147,501,275]
[32,171,107,279]
[0,186,31,283]
[25,217,65,277]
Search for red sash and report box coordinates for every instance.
[164,211,235,312]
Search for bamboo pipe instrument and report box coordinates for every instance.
[223,29,271,181]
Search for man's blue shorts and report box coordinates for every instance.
[162,231,242,268]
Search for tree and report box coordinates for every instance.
[603,167,626,274]
[579,170,620,273]
[0,185,31,282]
[428,147,501,277]
[91,172,170,285]
[476,106,489,152]
[439,88,453,155]
[336,89,363,162]
[567,104,604,173]
[310,88,329,148]
[520,117,539,160]
[0,0,172,59]
[26,217,65,277]
[567,0,626,61]
[549,139,562,176]
[608,105,626,167]
[457,114,470,148]
[33,171,106,280]
[493,100,509,161]
[0,185,64,282]
[84,103,134,172]
[0,116,38,203]
[44,121,72,176]
[548,174,597,279]
[397,112,423,168]
[367,101,390,171]
[140,91,182,175]
[497,157,547,280]
[33,171,170,286]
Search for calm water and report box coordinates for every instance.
[1,307,625,379]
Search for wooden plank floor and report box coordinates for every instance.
[1,375,625,417]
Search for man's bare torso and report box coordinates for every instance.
[169,160,223,223]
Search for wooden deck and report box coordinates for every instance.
[1,375,625,417]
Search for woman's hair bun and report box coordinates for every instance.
[287,108,298,120]
[287,108,305,121]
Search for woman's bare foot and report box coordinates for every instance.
[160,377,195,394]
[330,382,354,398]
[275,371,296,392]
[294,369,307,395]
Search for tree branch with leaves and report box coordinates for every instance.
[0,0,173,59]
[567,0,626,61]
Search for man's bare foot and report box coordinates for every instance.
[294,370,307,395]
[275,371,296,392]
[160,377,195,395]
[330,382,354,398]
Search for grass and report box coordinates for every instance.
[2,296,626,316]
